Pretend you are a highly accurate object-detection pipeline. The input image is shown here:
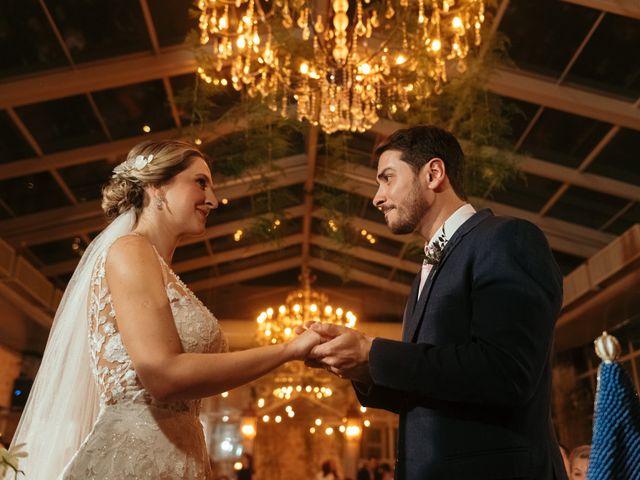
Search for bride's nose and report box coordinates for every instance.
[205,190,218,210]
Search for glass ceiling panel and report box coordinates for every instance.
[174,241,210,263]
[547,186,629,230]
[310,217,404,258]
[497,96,540,147]
[29,236,84,265]
[585,128,640,186]
[0,110,36,163]
[552,250,586,276]
[604,203,640,236]
[58,158,114,202]
[15,94,108,153]
[210,217,303,253]
[566,14,640,100]
[241,267,303,287]
[486,173,562,213]
[519,108,611,168]
[170,74,197,125]
[205,184,305,227]
[92,80,174,139]
[215,244,301,276]
[46,0,151,63]
[147,0,194,47]
[499,0,600,78]
[0,202,13,220]
[170,75,242,126]
[0,171,71,216]
[0,0,68,79]
[311,245,392,280]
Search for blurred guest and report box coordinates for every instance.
[316,459,339,480]
[379,463,393,480]
[569,445,591,480]
[236,452,253,480]
[357,457,381,480]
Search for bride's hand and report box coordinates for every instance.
[284,328,323,361]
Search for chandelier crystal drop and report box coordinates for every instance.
[196,0,486,134]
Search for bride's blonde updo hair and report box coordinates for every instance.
[102,140,206,220]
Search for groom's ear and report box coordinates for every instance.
[423,158,446,188]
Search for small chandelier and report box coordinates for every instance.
[196,0,486,134]
[253,268,355,411]
[255,270,357,345]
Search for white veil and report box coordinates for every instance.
[5,209,136,480]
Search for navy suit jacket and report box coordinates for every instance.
[355,209,568,480]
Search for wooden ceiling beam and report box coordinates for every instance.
[0,117,249,181]
[2,47,638,129]
[40,204,307,277]
[301,125,320,274]
[189,257,302,291]
[174,234,303,274]
[486,68,640,131]
[308,258,411,296]
[310,235,419,274]
[561,0,640,20]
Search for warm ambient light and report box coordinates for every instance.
[256,271,357,346]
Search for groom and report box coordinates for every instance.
[306,125,568,479]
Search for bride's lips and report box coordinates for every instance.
[196,208,208,221]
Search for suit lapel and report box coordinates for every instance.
[401,272,422,342]
[407,209,493,342]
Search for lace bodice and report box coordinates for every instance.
[59,234,224,479]
[87,243,227,411]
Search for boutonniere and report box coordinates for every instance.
[424,224,448,267]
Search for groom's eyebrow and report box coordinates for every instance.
[376,167,394,183]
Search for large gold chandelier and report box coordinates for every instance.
[196,0,486,134]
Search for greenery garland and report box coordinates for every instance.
[176,23,522,279]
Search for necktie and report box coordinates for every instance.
[418,260,433,297]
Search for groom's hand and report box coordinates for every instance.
[306,323,373,383]
[294,324,332,368]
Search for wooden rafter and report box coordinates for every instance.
[561,0,640,20]
[2,47,638,130]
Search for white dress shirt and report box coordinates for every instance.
[418,203,477,296]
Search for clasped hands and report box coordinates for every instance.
[295,322,374,384]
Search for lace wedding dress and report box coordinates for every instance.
[61,242,227,479]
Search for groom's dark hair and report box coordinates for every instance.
[374,125,466,200]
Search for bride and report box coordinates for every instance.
[5,140,322,479]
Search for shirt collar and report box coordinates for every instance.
[424,203,476,252]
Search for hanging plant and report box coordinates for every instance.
[178,20,524,279]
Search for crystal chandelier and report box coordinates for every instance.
[196,0,486,134]
[255,271,357,345]
[252,269,356,413]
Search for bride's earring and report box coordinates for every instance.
[155,196,163,210]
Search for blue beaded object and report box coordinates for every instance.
[589,362,640,480]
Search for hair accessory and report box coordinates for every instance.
[112,154,155,177]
